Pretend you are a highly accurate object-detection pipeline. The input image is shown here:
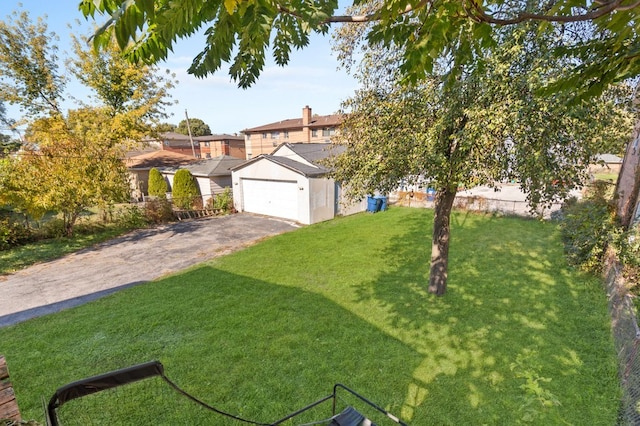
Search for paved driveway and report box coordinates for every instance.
[0,214,299,327]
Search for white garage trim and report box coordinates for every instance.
[241,178,299,221]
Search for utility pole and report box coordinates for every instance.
[185,109,197,158]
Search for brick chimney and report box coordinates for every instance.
[302,105,312,142]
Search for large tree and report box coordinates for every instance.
[79,0,640,95]
[68,33,176,137]
[6,109,131,235]
[176,118,212,136]
[0,10,175,236]
[326,21,635,295]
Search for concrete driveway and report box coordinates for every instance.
[0,214,299,328]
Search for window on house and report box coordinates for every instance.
[271,132,280,139]
[311,129,318,137]
[284,131,289,139]
[262,133,267,139]
[322,127,336,137]
[204,142,209,147]
[246,134,251,140]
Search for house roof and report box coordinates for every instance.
[273,142,345,164]
[243,114,343,133]
[232,142,345,177]
[231,154,328,178]
[178,155,246,177]
[194,134,244,142]
[596,154,623,164]
[149,132,244,143]
[126,150,199,169]
[124,144,162,159]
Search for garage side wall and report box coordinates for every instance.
[194,176,213,204]
[308,178,336,224]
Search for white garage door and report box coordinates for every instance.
[241,179,299,220]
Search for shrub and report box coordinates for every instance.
[172,169,201,210]
[116,205,150,229]
[144,198,175,224]
[148,168,168,198]
[0,218,33,250]
[37,218,67,239]
[558,183,618,274]
[210,187,235,213]
[615,225,640,287]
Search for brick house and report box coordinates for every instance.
[126,150,200,200]
[155,132,245,160]
[242,106,343,159]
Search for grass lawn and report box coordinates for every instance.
[0,207,618,425]
[0,227,128,275]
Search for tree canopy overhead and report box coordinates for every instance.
[80,0,640,96]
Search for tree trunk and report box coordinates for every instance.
[428,187,457,296]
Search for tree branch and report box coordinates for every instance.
[465,0,640,25]
[282,0,640,27]
[277,0,429,24]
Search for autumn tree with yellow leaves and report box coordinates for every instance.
[0,10,175,236]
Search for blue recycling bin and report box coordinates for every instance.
[367,196,378,213]
[374,195,388,211]
[426,188,436,202]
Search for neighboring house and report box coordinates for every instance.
[617,129,640,228]
[231,142,365,224]
[589,153,624,175]
[162,155,245,204]
[152,132,246,160]
[242,106,343,159]
[125,150,200,200]
[196,134,245,159]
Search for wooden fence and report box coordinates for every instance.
[0,356,21,422]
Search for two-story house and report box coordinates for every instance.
[242,106,343,159]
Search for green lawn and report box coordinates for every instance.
[0,207,618,425]
[0,227,128,275]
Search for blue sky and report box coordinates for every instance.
[2,1,358,134]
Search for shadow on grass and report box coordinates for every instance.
[0,267,422,425]
[0,208,618,425]
[352,210,618,424]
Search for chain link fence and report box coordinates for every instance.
[605,259,640,425]
[390,191,563,218]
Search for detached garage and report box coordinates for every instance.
[231,143,365,224]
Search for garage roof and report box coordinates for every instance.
[126,150,200,170]
[231,154,328,178]
[165,155,245,177]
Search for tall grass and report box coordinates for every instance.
[0,208,618,425]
